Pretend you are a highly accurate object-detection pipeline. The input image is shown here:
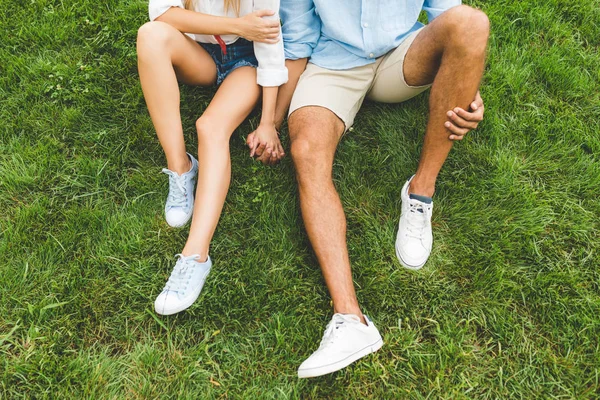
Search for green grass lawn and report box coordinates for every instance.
[1,0,599,398]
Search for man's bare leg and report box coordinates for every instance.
[403,5,490,197]
[288,107,364,322]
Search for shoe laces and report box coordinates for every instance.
[164,254,201,295]
[405,200,432,240]
[162,169,188,208]
[319,314,358,349]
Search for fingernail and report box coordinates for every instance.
[472,103,478,110]
[446,111,453,117]
[454,108,460,113]
[445,122,451,128]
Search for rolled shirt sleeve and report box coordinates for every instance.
[280,0,320,60]
[149,0,185,21]
[423,0,461,22]
[253,0,288,87]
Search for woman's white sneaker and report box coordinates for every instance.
[395,176,433,270]
[162,153,198,228]
[154,254,212,315]
[297,314,383,378]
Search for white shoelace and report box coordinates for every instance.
[405,201,432,240]
[164,254,201,295]
[318,314,358,349]
[162,169,188,208]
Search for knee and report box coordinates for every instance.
[137,21,174,55]
[195,116,227,144]
[290,135,331,185]
[444,6,490,52]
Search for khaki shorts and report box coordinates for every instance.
[289,28,430,130]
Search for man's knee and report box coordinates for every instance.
[443,6,490,53]
[288,107,342,180]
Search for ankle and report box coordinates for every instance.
[334,306,366,325]
[181,248,208,263]
[167,155,192,175]
[409,176,435,198]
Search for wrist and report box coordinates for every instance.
[229,18,242,36]
[259,119,276,128]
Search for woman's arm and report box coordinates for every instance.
[150,2,280,42]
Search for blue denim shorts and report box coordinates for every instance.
[199,38,258,86]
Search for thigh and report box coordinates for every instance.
[140,21,218,86]
[289,62,376,131]
[200,66,261,134]
[367,28,431,103]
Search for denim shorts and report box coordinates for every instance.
[199,38,258,86]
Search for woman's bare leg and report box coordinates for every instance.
[181,67,261,260]
[137,21,217,173]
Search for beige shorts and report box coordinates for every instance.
[289,28,430,130]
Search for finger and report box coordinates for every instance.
[254,9,275,18]
[255,141,267,157]
[249,136,259,157]
[246,132,255,146]
[277,143,285,158]
[257,151,271,165]
[453,107,483,123]
[444,121,469,136]
[449,134,465,141]
[446,111,478,129]
[473,91,483,109]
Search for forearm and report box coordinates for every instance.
[156,7,242,36]
[274,58,308,130]
[260,86,279,126]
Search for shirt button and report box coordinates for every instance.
[363,23,369,28]
[369,53,374,58]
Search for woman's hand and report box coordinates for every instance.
[247,123,285,165]
[234,10,280,43]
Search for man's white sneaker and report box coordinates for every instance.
[395,176,433,270]
[154,254,212,315]
[297,314,383,378]
[162,153,198,228]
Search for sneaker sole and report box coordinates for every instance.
[297,338,383,378]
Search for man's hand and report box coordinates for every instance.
[445,91,485,141]
[247,123,285,166]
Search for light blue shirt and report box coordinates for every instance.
[281,0,461,70]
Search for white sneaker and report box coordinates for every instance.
[395,176,433,270]
[154,254,212,315]
[162,153,198,228]
[297,314,383,378]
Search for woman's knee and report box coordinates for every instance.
[195,116,229,143]
[137,21,177,55]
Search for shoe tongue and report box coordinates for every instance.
[409,194,432,213]
[337,314,361,324]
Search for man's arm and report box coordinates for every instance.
[423,0,462,22]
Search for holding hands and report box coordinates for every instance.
[247,123,285,165]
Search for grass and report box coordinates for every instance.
[1,0,599,398]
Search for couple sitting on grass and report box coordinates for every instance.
[138,0,489,378]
